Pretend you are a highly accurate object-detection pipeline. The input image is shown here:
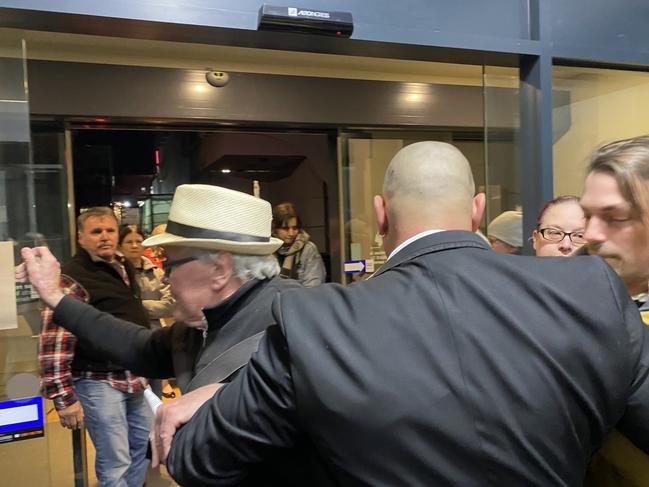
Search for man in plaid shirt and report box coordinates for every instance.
[39,207,152,487]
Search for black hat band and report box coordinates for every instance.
[166,220,269,243]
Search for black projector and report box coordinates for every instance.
[258,5,353,37]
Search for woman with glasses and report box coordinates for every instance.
[532,195,586,256]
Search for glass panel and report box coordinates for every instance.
[339,130,488,284]
[552,66,649,197]
[483,66,522,248]
[338,66,522,279]
[0,41,74,485]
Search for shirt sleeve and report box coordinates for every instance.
[167,312,299,486]
[38,277,83,411]
[52,294,176,379]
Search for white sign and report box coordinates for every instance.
[0,241,18,330]
[0,404,38,427]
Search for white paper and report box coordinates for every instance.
[0,241,18,330]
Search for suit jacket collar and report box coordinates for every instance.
[373,230,491,278]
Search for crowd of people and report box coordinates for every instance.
[15,135,649,486]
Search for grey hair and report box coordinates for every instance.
[77,207,117,232]
[200,252,280,281]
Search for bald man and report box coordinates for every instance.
[26,143,649,485]
[156,141,649,486]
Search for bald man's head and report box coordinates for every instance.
[374,142,484,254]
[383,141,476,222]
[374,141,484,255]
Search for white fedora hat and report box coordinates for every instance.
[142,184,283,255]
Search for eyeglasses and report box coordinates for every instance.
[538,228,586,244]
[163,256,201,278]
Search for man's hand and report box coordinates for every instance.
[151,383,223,467]
[19,247,64,308]
[57,401,84,430]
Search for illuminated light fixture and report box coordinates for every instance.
[122,201,131,208]
[404,93,424,103]
[221,169,232,174]
[194,84,207,93]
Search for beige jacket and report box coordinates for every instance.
[135,256,174,321]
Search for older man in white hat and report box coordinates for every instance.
[17,184,305,484]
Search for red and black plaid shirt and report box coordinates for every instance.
[38,259,145,411]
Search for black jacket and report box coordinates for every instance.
[62,248,149,372]
[53,275,305,486]
[167,231,649,487]
[52,276,301,390]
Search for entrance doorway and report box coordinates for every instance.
[70,127,340,282]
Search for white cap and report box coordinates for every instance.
[488,210,523,248]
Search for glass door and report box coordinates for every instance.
[337,66,521,280]
[0,38,78,486]
[338,129,489,284]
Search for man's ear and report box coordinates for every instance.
[209,253,234,291]
[471,193,486,232]
[373,195,388,236]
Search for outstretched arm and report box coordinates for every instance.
[21,247,175,378]
[53,296,176,379]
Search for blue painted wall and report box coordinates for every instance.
[2,1,648,64]
[0,0,530,40]
[0,0,536,55]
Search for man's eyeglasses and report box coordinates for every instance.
[163,256,201,278]
[538,228,586,244]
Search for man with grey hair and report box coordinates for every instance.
[18,184,304,484]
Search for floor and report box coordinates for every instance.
[0,389,180,486]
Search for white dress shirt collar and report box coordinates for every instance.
[387,229,445,261]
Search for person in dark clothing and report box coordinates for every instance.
[20,185,304,485]
[158,141,648,486]
[39,207,152,487]
[22,144,649,486]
